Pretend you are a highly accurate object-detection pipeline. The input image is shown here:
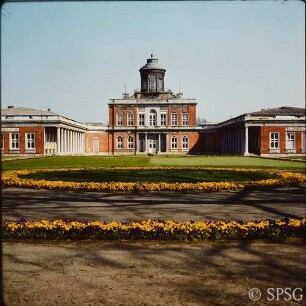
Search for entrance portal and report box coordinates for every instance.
[148,136,157,154]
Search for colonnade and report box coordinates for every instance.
[220,126,249,155]
[136,132,166,153]
[57,127,84,154]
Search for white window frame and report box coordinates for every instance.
[171,113,178,126]
[161,114,167,126]
[286,132,296,150]
[182,113,188,126]
[269,132,280,149]
[25,133,35,150]
[127,113,134,126]
[10,133,20,150]
[117,113,123,126]
[139,114,145,126]
[171,136,177,149]
[182,136,188,149]
[149,110,157,126]
[128,136,134,149]
[117,136,123,149]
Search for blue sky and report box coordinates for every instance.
[1,1,305,123]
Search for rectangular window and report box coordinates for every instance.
[127,113,134,126]
[161,114,167,126]
[182,113,188,126]
[117,136,123,149]
[139,114,145,126]
[10,133,19,150]
[25,133,35,150]
[117,113,123,126]
[286,132,295,149]
[128,136,134,149]
[171,136,177,149]
[171,113,177,126]
[270,132,279,149]
[182,136,188,149]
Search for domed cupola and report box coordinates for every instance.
[139,54,166,93]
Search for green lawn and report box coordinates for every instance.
[2,155,305,171]
[280,156,306,160]
[21,168,278,183]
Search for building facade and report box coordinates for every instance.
[202,107,306,156]
[108,54,201,154]
[1,55,305,157]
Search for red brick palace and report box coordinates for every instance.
[1,55,305,157]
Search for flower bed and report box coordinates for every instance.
[2,218,305,241]
[1,167,305,192]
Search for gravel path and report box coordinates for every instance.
[2,186,305,222]
[3,186,305,305]
[3,240,306,306]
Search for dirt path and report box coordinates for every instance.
[3,240,306,306]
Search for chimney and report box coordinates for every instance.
[7,106,14,109]
[122,93,129,99]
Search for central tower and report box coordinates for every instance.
[139,54,166,93]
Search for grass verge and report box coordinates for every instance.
[2,155,305,171]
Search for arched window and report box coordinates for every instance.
[149,110,157,126]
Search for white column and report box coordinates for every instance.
[166,134,169,152]
[82,133,85,153]
[66,129,69,153]
[64,129,67,154]
[75,131,77,153]
[57,128,61,154]
[80,132,82,153]
[73,131,75,153]
[75,132,77,154]
[136,133,139,153]
[145,133,148,153]
[158,134,160,153]
[244,126,249,155]
[78,132,81,153]
[67,130,70,153]
[68,130,72,154]
[46,133,49,154]
[61,128,64,154]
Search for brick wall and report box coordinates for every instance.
[261,126,304,154]
[85,132,109,153]
[2,126,45,154]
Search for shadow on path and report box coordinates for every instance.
[2,186,305,221]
